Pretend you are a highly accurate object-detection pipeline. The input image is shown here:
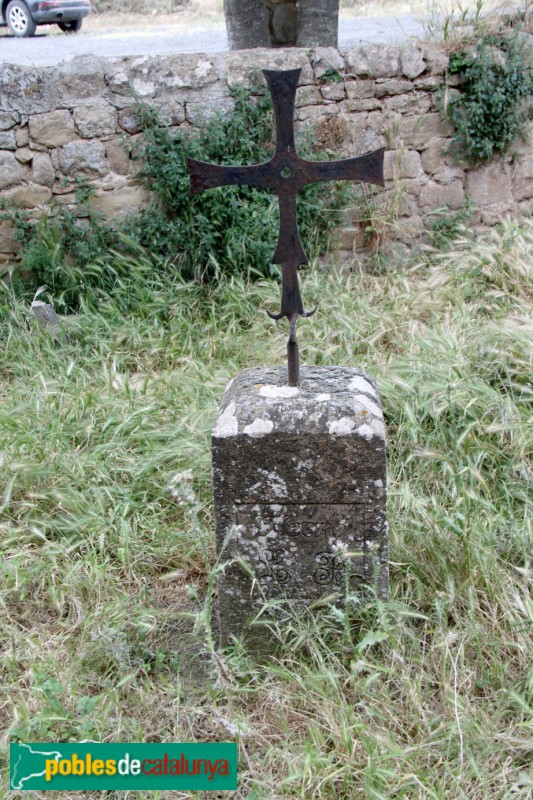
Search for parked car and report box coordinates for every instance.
[0,0,90,37]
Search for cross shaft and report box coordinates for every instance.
[188,68,385,385]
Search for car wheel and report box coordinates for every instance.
[6,0,36,37]
[58,19,83,33]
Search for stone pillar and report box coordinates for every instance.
[212,366,387,649]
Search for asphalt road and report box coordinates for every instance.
[0,15,425,67]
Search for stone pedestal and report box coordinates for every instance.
[212,366,388,648]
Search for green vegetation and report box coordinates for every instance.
[445,33,533,165]
[4,84,346,313]
[127,85,347,281]
[1,220,531,798]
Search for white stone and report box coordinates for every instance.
[315,393,331,402]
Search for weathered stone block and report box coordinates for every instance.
[422,44,449,75]
[29,110,78,148]
[118,107,143,135]
[384,149,422,180]
[346,80,376,100]
[344,45,400,79]
[383,92,432,115]
[295,85,322,108]
[92,185,151,218]
[16,128,29,147]
[0,111,19,131]
[2,184,52,208]
[73,104,117,138]
[311,46,345,79]
[420,178,464,211]
[0,130,16,150]
[321,81,346,101]
[0,220,19,253]
[56,55,107,104]
[421,137,447,174]
[375,79,414,97]
[106,140,131,176]
[157,100,186,127]
[32,152,55,187]
[225,49,314,88]
[399,113,453,148]
[0,152,22,190]
[466,162,513,207]
[297,104,339,123]
[59,141,108,177]
[400,45,426,79]
[15,147,33,163]
[212,366,388,649]
[511,155,533,200]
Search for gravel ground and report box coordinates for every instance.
[0,14,425,67]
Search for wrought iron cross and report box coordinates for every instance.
[188,68,385,386]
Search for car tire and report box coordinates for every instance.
[58,19,83,33]
[6,0,36,37]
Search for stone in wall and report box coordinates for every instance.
[511,155,533,200]
[311,47,345,80]
[419,179,465,211]
[400,44,426,79]
[29,110,78,148]
[0,112,19,131]
[466,162,516,224]
[344,45,400,79]
[105,140,131,176]
[399,113,453,148]
[225,48,314,87]
[0,132,16,150]
[56,56,107,107]
[32,152,55,187]
[0,152,22,190]
[92,185,150,218]
[73,104,117,138]
[58,141,109,177]
[2,185,52,209]
[0,220,20,254]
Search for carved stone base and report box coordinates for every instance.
[212,366,388,649]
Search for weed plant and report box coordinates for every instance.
[0,221,532,798]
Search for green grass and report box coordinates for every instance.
[1,220,532,798]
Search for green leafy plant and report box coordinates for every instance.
[445,33,532,165]
[3,178,115,312]
[126,82,349,282]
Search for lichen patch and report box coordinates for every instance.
[244,418,274,437]
[213,402,238,438]
[259,385,300,399]
[327,417,356,435]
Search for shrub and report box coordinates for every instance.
[126,83,349,281]
[445,33,532,165]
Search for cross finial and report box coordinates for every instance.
[188,68,385,385]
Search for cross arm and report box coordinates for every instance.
[300,147,386,189]
[188,157,278,194]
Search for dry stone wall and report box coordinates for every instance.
[0,43,532,266]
